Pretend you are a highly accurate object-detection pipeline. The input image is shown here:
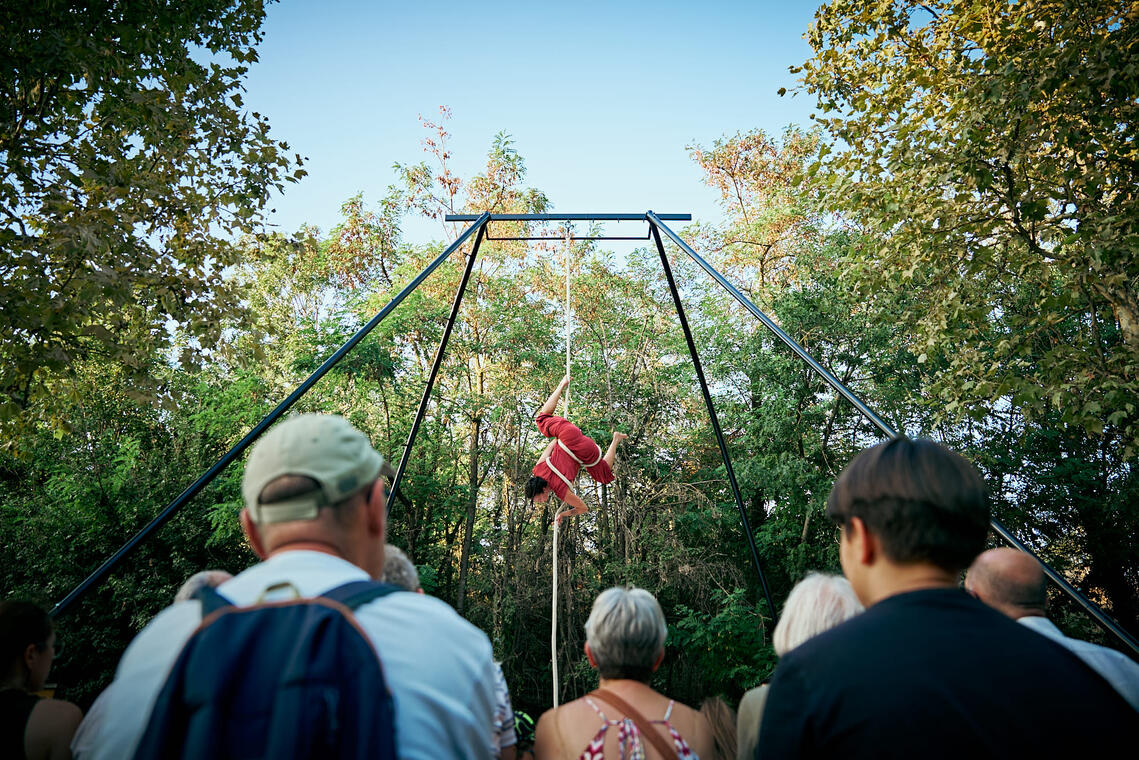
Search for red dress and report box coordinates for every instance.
[532,413,614,500]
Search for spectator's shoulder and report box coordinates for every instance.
[366,591,492,650]
[27,698,83,759]
[30,697,83,729]
[738,684,769,716]
[115,600,201,677]
[1068,636,1139,679]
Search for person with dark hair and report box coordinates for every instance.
[755,437,1137,759]
[1,600,82,760]
[526,375,627,526]
[967,547,1139,711]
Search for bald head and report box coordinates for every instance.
[967,548,1048,619]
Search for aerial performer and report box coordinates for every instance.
[525,374,627,526]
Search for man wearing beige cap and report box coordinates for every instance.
[72,414,498,760]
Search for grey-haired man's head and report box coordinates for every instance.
[240,414,396,578]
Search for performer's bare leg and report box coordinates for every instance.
[604,430,628,468]
[538,374,570,417]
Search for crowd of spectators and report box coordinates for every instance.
[4,415,1137,759]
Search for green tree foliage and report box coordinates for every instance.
[686,126,917,593]
[0,0,304,443]
[0,360,262,705]
[687,127,822,293]
[795,0,1139,453]
[5,87,1135,729]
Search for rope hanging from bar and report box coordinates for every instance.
[552,228,573,709]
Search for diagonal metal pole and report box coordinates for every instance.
[648,212,1139,658]
[648,212,894,437]
[388,222,487,511]
[649,219,778,624]
[51,213,491,618]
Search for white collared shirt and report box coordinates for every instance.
[1018,615,1139,712]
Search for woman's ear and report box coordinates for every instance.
[652,648,665,672]
[584,642,599,669]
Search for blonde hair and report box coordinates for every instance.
[700,696,737,758]
[773,573,863,656]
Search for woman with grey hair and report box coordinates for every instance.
[534,586,716,759]
[736,572,863,759]
[380,545,422,593]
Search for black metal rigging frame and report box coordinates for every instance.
[50,212,1139,659]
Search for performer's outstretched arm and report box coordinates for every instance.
[603,431,628,468]
[555,489,588,526]
[537,374,570,418]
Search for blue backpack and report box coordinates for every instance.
[132,580,401,760]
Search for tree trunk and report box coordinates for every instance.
[1091,277,1139,354]
[455,415,481,615]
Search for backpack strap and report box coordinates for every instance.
[193,585,237,617]
[321,580,403,610]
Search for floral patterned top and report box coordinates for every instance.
[576,697,699,760]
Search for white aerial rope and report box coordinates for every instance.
[551,507,561,708]
[552,228,572,709]
[563,226,572,418]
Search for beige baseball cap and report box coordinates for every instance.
[242,414,397,524]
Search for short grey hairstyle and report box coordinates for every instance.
[381,544,421,592]
[584,586,668,682]
[773,572,863,656]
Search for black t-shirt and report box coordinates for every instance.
[756,588,1138,759]
[0,688,38,760]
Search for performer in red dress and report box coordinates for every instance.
[525,374,628,525]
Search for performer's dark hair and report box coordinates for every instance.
[525,475,549,500]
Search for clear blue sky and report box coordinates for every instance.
[244,0,822,244]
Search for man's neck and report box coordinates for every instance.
[267,539,346,559]
[863,563,959,607]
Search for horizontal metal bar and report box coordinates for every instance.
[444,213,691,222]
[485,234,651,242]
